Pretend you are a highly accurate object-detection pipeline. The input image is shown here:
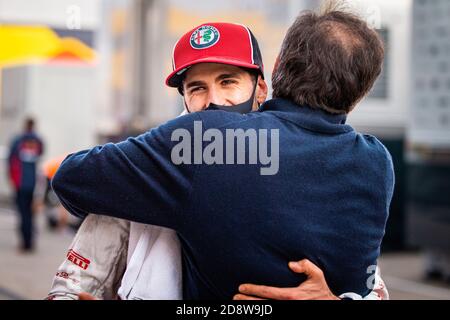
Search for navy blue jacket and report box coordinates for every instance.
[52,98,394,299]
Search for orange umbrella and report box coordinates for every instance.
[0,25,95,67]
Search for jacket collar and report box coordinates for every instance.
[259,98,353,134]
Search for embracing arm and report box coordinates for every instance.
[51,114,199,230]
[46,215,130,300]
[234,259,389,300]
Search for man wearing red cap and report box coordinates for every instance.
[49,18,389,300]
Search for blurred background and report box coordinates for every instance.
[0,0,449,300]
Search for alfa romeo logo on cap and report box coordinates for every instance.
[190,25,220,49]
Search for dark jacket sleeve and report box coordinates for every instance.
[7,137,19,179]
[52,113,200,230]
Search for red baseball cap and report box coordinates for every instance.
[166,22,264,88]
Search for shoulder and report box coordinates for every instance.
[156,110,266,134]
[10,136,20,147]
[196,110,267,131]
[357,133,395,186]
[357,134,392,162]
[18,132,43,143]
[155,112,203,133]
[30,133,44,143]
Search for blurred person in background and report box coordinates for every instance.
[7,117,44,252]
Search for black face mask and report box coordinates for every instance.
[185,79,259,115]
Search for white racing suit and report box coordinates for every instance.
[47,215,388,300]
[47,214,181,300]
[47,215,129,300]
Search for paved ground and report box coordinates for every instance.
[1,205,449,300]
[0,206,74,300]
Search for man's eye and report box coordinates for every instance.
[221,79,237,86]
[190,87,205,93]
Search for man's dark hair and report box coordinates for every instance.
[272,3,385,114]
[25,117,35,132]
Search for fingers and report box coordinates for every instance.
[78,292,97,300]
[236,260,328,301]
[238,284,296,300]
[288,259,323,279]
[233,294,265,300]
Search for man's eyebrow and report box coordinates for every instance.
[185,72,242,89]
[216,73,241,81]
[185,80,207,89]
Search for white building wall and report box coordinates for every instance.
[0,0,101,29]
[0,64,97,199]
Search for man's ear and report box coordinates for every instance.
[256,77,268,104]
[273,55,280,74]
